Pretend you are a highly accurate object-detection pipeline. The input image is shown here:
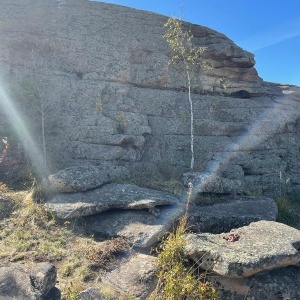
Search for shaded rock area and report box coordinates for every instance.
[48,164,130,193]
[0,263,59,300]
[84,204,185,248]
[0,195,13,220]
[45,183,179,219]
[101,253,158,300]
[184,220,300,278]
[79,287,103,300]
[187,196,278,233]
[183,172,243,201]
[211,266,300,300]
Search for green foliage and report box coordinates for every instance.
[151,187,219,300]
[163,18,208,170]
[95,96,103,114]
[63,282,81,300]
[163,18,206,71]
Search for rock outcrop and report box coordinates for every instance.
[45,183,179,219]
[101,253,158,300]
[0,263,59,300]
[0,0,299,196]
[211,266,300,299]
[47,164,130,193]
[184,220,300,278]
[84,204,185,248]
[186,196,278,233]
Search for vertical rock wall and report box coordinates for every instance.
[0,0,299,195]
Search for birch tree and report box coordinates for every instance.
[164,18,207,170]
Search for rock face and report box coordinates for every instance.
[84,204,185,248]
[0,263,58,300]
[45,183,179,219]
[101,253,158,300]
[212,266,300,300]
[187,196,278,233]
[183,172,243,201]
[0,0,300,196]
[47,164,130,193]
[184,220,300,278]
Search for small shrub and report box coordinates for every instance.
[151,186,219,300]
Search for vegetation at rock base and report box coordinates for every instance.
[150,186,220,300]
[0,178,131,299]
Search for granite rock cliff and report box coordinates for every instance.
[0,0,299,195]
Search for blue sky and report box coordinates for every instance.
[93,0,300,86]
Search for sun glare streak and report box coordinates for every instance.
[0,83,47,177]
[206,93,300,178]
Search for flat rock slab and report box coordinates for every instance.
[47,164,130,193]
[184,220,300,278]
[101,253,158,300]
[84,204,185,248]
[45,183,179,219]
[187,196,278,233]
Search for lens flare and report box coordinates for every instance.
[0,81,47,177]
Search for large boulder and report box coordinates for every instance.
[47,165,130,193]
[0,263,58,300]
[45,183,179,219]
[184,220,300,278]
[101,253,158,300]
[84,204,185,248]
[187,196,278,233]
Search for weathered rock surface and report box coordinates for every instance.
[184,220,300,278]
[0,263,58,300]
[0,195,13,220]
[0,0,300,196]
[47,164,130,193]
[183,172,243,201]
[187,196,278,233]
[211,266,300,300]
[101,253,158,300]
[45,183,179,219]
[79,287,103,300]
[84,204,185,248]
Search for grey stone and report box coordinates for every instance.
[0,0,300,197]
[101,253,158,300]
[182,172,243,199]
[0,195,14,220]
[184,220,300,278]
[79,287,103,300]
[48,165,130,193]
[29,263,57,298]
[187,196,278,234]
[0,263,57,300]
[45,183,179,219]
[84,204,185,248]
[211,266,300,300]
